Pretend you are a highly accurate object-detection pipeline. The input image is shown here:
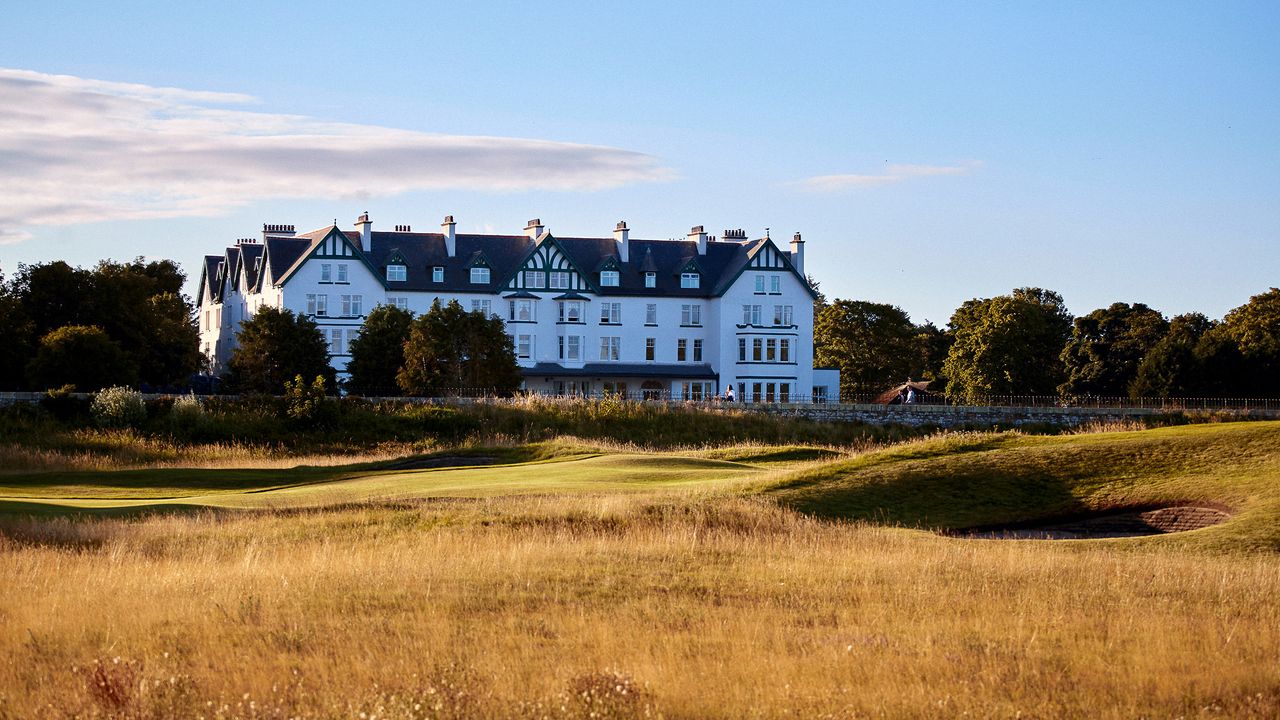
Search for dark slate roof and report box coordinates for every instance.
[201,255,222,302]
[262,236,312,290]
[220,224,810,300]
[239,243,264,291]
[523,362,718,379]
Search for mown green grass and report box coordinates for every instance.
[762,421,1280,552]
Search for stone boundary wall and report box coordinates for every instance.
[761,403,1280,428]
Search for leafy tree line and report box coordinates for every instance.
[226,300,521,396]
[814,286,1280,402]
[0,260,202,392]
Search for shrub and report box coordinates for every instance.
[169,392,206,430]
[284,374,330,424]
[91,386,146,429]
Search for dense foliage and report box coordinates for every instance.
[27,325,137,392]
[397,300,521,396]
[1,259,201,390]
[814,300,917,398]
[1059,302,1169,397]
[223,307,335,394]
[344,304,415,396]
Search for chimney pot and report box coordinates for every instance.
[442,215,457,257]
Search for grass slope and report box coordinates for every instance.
[763,421,1280,552]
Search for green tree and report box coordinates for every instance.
[224,307,334,394]
[11,261,95,338]
[943,287,1073,403]
[814,300,917,400]
[345,304,415,396]
[26,325,137,392]
[0,271,35,391]
[1131,313,1218,398]
[137,292,204,387]
[1059,302,1169,397]
[1215,288,1280,396]
[911,321,951,384]
[398,300,521,396]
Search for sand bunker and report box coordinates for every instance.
[954,505,1231,540]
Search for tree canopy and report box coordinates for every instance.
[345,304,415,396]
[943,288,1073,403]
[397,300,521,396]
[1059,302,1169,397]
[26,325,137,392]
[1215,288,1280,396]
[224,307,335,394]
[814,300,917,400]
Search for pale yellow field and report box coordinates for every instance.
[2,491,1278,719]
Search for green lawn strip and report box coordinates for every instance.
[0,454,763,515]
[760,421,1280,551]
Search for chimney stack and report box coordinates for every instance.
[262,224,295,241]
[524,218,544,241]
[614,220,630,263]
[355,212,372,252]
[790,232,805,275]
[688,225,707,255]
[442,215,457,257]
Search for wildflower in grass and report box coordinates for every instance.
[90,386,146,429]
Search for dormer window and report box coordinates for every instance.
[600,270,620,287]
[644,272,656,288]
[432,266,444,283]
[471,267,490,284]
[386,264,407,282]
[680,272,700,289]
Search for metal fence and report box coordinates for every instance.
[5,389,1280,411]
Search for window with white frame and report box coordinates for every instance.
[743,304,762,325]
[600,269,620,287]
[770,275,780,293]
[321,264,332,282]
[645,304,657,325]
[471,299,493,317]
[600,302,621,324]
[515,334,533,359]
[780,338,792,362]
[693,339,703,362]
[550,271,571,289]
[558,335,583,361]
[387,264,407,282]
[330,329,344,355]
[341,294,362,316]
[681,381,712,401]
[337,264,349,283]
[773,305,793,326]
[754,275,765,293]
[306,294,328,316]
[388,296,409,310]
[509,299,535,322]
[470,267,490,284]
[599,336,620,360]
[524,270,546,289]
[752,338,763,361]
[645,337,655,361]
[812,385,829,404]
[680,272,700,288]
[766,338,777,361]
[677,338,687,362]
[432,266,444,283]
[558,300,584,323]
[738,338,747,362]
[681,303,702,326]
[644,272,656,288]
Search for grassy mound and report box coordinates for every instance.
[762,421,1280,552]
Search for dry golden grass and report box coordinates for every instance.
[2,492,1277,718]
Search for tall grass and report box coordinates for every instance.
[2,494,1277,718]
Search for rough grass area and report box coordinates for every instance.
[763,421,1280,553]
[1,495,1278,719]
[2,422,1279,717]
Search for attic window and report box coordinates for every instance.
[470,267,490,284]
[644,272,656,288]
[680,272,700,289]
[432,266,444,283]
[600,270,620,287]
[386,264,407,282]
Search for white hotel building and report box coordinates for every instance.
[198,214,838,402]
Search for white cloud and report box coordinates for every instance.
[790,162,980,192]
[0,68,673,240]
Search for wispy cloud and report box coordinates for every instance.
[790,162,980,192]
[0,68,673,243]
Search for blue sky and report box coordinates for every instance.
[1,1,1277,325]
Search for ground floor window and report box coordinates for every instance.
[680,381,712,401]
[601,381,628,397]
[554,380,590,396]
[640,380,664,401]
[812,385,829,404]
